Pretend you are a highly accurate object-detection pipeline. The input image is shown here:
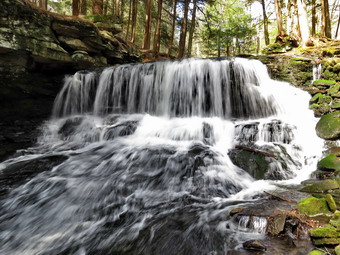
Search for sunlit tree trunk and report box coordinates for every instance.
[39,0,47,10]
[177,0,189,58]
[72,0,80,16]
[168,0,177,56]
[153,0,163,57]
[261,0,269,45]
[130,0,138,43]
[321,0,332,38]
[274,0,285,36]
[143,0,152,49]
[80,0,87,15]
[296,0,310,45]
[336,8,340,38]
[187,0,197,57]
[92,0,103,14]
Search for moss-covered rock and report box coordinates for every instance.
[298,196,332,216]
[301,179,340,193]
[335,244,340,255]
[318,154,340,171]
[316,111,340,140]
[313,79,337,87]
[330,211,340,228]
[308,250,324,255]
[326,194,338,212]
[328,84,340,96]
[313,237,340,245]
[332,99,340,109]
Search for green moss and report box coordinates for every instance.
[310,93,324,104]
[330,211,340,228]
[298,196,332,216]
[318,154,340,171]
[313,237,340,245]
[308,250,325,255]
[309,224,340,237]
[319,95,332,104]
[316,111,340,140]
[327,84,340,96]
[301,179,340,193]
[332,99,340,109]
[313,79,337,86]
[326,194,338,212]
[336,245,340,255]
[323,47,337,57]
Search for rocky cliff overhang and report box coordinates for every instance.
[0,0,139,74]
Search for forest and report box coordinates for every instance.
[27,0,340,58]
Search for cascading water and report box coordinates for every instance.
[0,58,322,254]
[313,62,322,82]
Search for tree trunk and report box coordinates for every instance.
[72,0,80,16]
[296,0,310,45]
[92,0,103,14]
[321,0,332,38]
[80,0,87,15]
[261,0,269,45]
[130,0,138,43]
[177,0,189,58]
[143,0,152,49]
[126,0,132,40]
[39,0,47,10]
[168,0,177,56]
[153,0,163,57]
[187,0,197,57]
[274,0,285,36]
[311,0,316,36]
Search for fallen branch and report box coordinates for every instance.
[235,145,277,159]
[264,191,298,203]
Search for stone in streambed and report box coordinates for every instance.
[335,244,340,255]
[301,179,340,193]
[318,154,340,171]
[313,80,336,88]
[267,214,286,235]
[313,237,340,245]
[330,211,340,228]
[325,194,337,212]
[298,197,332,216]
[316,111,340,140]
[242,240,266,251]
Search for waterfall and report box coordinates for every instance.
[313,62,322,81]
[0,58,322,255]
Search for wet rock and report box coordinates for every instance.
[313,237,340,245]
[301,179,340,193]
[313,79,336,89]
[242,240,266,251]
[229,208,244,216]
[316,111,340,140]
[298,197,332,216]
[267,214,286,236]
[332,99,340,109]
[318,154,340,171]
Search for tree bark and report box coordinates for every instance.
[72,0,80,16]
[168,0,177,56]
[143,0,152,49]
[187,0,197,57]
[312,0,316,36]
[274,0,285,36]
[153,0,163,57]
[177,0,189,58]
[336,7,340,38]
[39,0,47,10]
[126,0,132,40]
[321,0,332,38]
[92,0,103,14]
[261,0,269,45]
[130,0,138,43]
[80,0,87,15]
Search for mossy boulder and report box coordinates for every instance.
[330,211,340,228]
[326,194,338,212]
[313,79,337,88]
[298,196,332,216]
[308,250,324,255]
[313,237,340,245]
[336,244,340,255]
[332,99,340,109]
[316,111,340,140]
[301,179,340,193]
[328,83,340,96]
[318,154,340,171]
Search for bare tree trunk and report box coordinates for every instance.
[296,0,310,45]
[336,7,340,38]
[130,0,138,43]
[126,0,132,40]
[153,0,163,57]
[177,0,189,58]
[143,0,152,49]
[261,0,269,45]
[168,0,177,56]
[39,0,47,10]
[274,0,285,36]
[187,0,197,57]
[72,0,80,16]
[80,0,87,15]
[92,0,103,14]
[311,0,316,36]
[321,0,332,38]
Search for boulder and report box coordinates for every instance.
[267,214,286,235]
[316,112,340,140]
[298,196,332,216]
[242,240,266,251]
[301,179,340,193]
[325,194,337,212]
[317,154,340,171]
[313,79,336,88]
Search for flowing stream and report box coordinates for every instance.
[0,58,322,254]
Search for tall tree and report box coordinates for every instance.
[261,0,269,45]
[153,0,163,56]
[296,0,310,45]
[80,0,87,15]
[72,0,80,16]
[321,0,332,38]
[187,0,197,57]
[92,0,103,14]
[177,0,189,58]
[130,0,138,43]
[39,0,47,10]
[143,0,152,49]
[126,0,132,40]
[274,0,285,36]
[168,0,177,56]
[311,0,316,36]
